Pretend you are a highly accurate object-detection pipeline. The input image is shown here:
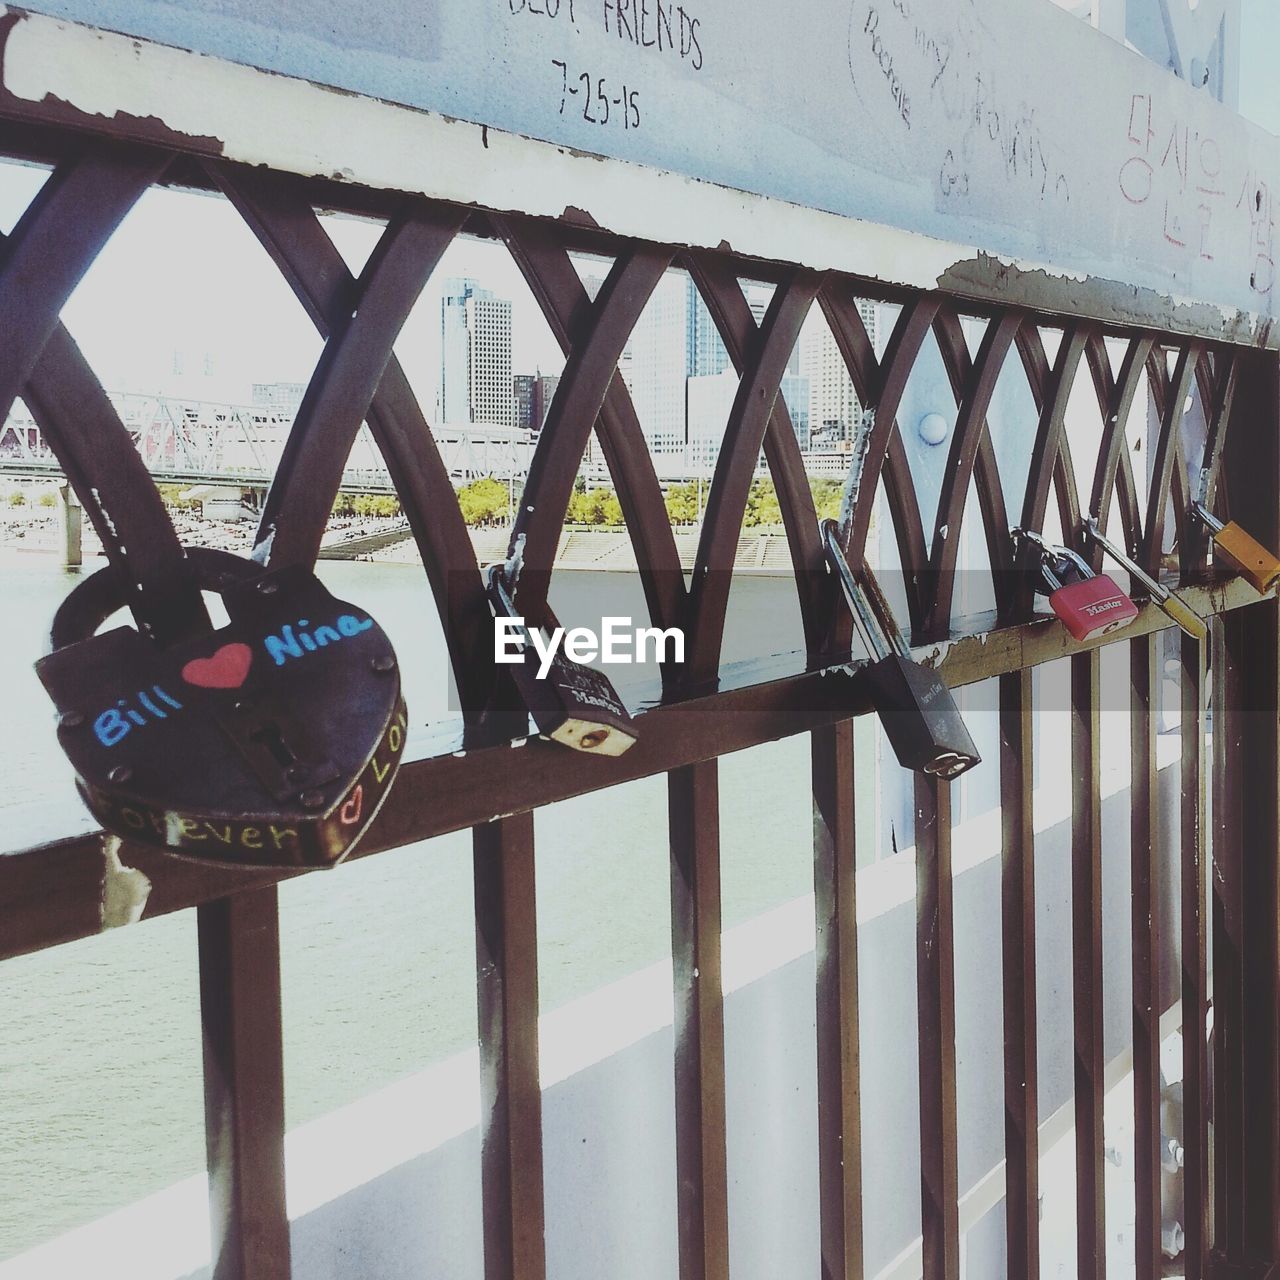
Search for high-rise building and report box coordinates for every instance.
[440,278,514,427]
[513,372,560,433]
[685,368,811,469]
[513,375,535,432]
[780,372,811,449]
[533,374,559,433]
[687,276,729,377]
[799,301,877,446]
[626,273,687,456]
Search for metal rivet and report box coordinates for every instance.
[107,765,132,785]
[257,580,279,595]
[60,711,85,730]
[300,790,325,810]
[371,654,396,673]
[579,729,610,751]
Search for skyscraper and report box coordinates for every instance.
[513,372,560,433]
[440,278,514,427]
[626,272,687,456]
[686,276,729,377]
[800,301,877,445]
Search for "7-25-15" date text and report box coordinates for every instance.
[552,59,642,130]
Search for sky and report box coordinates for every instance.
[1238,0,1280,137]
[0,164,572,411]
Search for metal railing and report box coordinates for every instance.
[1,61,1279,1280]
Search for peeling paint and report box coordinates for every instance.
[913,638,957,669]
[100,835,151,928]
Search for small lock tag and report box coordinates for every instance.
[1192,503,1280,594]
[1017,530,1139,642]
[36,551,407,868]
[487,565,637,757]
[821,521,980,780]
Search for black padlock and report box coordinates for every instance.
[37,548,407,868]
[821,521,980,779]
[488,564,637,756]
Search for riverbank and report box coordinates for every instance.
[0,506,799,573]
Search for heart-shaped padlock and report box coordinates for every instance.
[36,548,407,868]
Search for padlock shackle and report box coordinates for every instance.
[858,563,913,660]
[48,547,259,654]
[1084,517,1169,601]
[1191,501,1226,535]
[1012,527,1075,595]
[821,520,893,662]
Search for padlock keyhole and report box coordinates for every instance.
[250,723,297,769]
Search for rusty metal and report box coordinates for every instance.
[915,773,960,1280]
[669,760,729,1280]
[999,667,1039,1280]
[1072,647,1106,1280]
[812,719,864,1280]
[1182,631,1210,1279]
[474,812,546,1280]
[682,269,820,681]
[1130,633,1163,1280]
[198,886,291,1280]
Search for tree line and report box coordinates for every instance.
[453,474,845,528]
[152,475,846,529]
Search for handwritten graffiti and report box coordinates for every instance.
[93,686,184,747]
[1118,93,1275,294]
[263,614,373,666]
[846,0,1068,206]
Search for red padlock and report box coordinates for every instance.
[1039,545,1139,642]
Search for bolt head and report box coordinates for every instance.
[60,711,85,730]
[371,654,396,674]
[107,765,132,786]
[579,729,610,751]
[300,789,325,810]
[256,579,279,595]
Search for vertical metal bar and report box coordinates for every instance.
[999,669,1039,1280]
[813,719,863,1280]
[1218,352,1280,1274]
[1234,604,1280,1268]
[1130,634,1163,1280]
[915,773,960,1280]
[1181,634,1210,1278]
[1072,648,1106,1280]
[669,760,729,1280]
[474,812,546,1280]
[198,886,292,1280]
[1212,612,1246,1268]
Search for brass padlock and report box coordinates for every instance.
[487,564,637,756]
[1192,503,1280,593]
[37,549,407,868]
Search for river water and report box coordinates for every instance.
[0,550,837,1260]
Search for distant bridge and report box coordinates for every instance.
[1,392,853,494]
[0,392,544,493]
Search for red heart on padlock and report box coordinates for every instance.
[339,784,363,826]
[182,642,253,690]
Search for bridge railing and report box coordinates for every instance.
[1,15,1280,1280]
